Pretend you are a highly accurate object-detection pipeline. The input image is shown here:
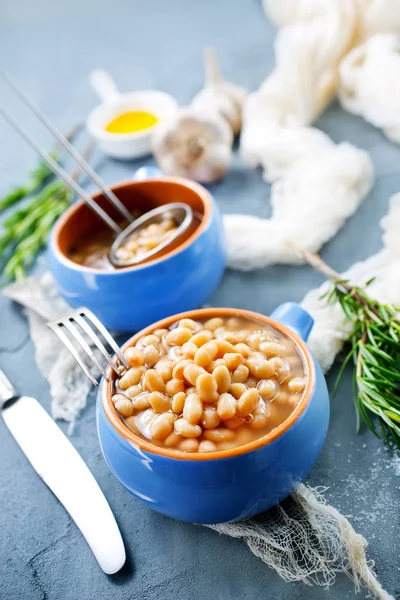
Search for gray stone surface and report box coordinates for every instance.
[0,0,399,598]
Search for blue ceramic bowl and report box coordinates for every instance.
[48,169,226,332]
[97,303,330,524]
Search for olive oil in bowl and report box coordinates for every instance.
[105,111,158,135]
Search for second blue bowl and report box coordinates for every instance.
[48,172,226,332]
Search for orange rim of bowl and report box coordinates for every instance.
[102,307,316,461]
[52,176,212,274]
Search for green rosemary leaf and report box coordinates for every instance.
[389,325,400,343]
[357,391,379,437]
[365,307,384,324]
[366,327,379,348]
[365,276,376,286]
[370,363,400,382]
[367,346,397,364]
[335,292,354,321]
[0,158,57,211]
[378,407,400,436]
[377,304,392,322]
[0,124,81,212]
[332,344,357,397]
[353,370,361,433]
[369,324,400,346]
[384,408,400,423]
[0,181,71,284]
[359,344,379,365]
[324,275,400,447]
[362,376,398,390]
[0,132,89,283]
[357,380,389,407]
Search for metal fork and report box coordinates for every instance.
[47,308,129,386]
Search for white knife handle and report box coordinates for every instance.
[3,396,126,574]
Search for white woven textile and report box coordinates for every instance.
[224,141,373,270]
[224,0,400,270]
[338,33,400,143]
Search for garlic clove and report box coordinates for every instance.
[151,107,233,183]
[191,47,247,135]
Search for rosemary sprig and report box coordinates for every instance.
[0,181,72,282]
[299,248,400,448]
[0,158,56,210]
[0,123,82,211]
[0,139,94,283]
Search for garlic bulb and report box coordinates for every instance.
[152,107,233,183]
[192,47,247,135]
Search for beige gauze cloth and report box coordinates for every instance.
[4,196,400,599]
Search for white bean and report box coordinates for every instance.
[196,373,219,403]
[198,440,217,453]
[213,365,231,393]
[149,391,171,413]
[179,438,200,452]
[204,317,224,331]
[194,342,218,368]
[143,344,160,367]
[144,369,165,392]
[288,376,307,393]
[238,388,259,416]
[217,393,237,420]
[223,353,243,370]
[118,366,145,389]
[201,407,221,429]
[164,431,182,447]
[151,413,175,440]
[114,397,134,417]
[183,393,203,424]
[171,391,186,414]
[165,327,193,346]
[191,330,213,347]
[230,382,247,399]
[231,364,249,383]
[174,418,202,438]
[124,347,144,367]
[258,379,279,400]
[183,364,206,385]
[203,428,236,442]
[132,393,151,411]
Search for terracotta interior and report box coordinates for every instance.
[54,178,211,269]
[103,307,316,461]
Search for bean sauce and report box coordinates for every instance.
[112,316,307,453]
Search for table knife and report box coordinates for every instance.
[0,368,126,574]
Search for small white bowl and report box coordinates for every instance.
[86,70,178,160]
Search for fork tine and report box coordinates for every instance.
[73,313,122,376]
[78,308,129,369]
[48,322,99,387]
[62,319,110,380]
